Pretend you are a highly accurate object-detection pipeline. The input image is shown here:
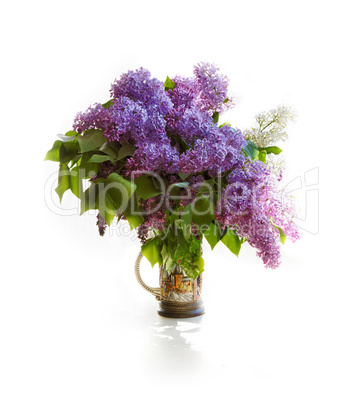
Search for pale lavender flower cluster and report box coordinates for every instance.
[215,160,298,268]
[73,62,299,269]
[193,62,233,114]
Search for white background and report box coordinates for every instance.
[1,1,362,401]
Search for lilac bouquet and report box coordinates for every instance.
[45,62,299,279]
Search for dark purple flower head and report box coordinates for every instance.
[125,140,179,175]
[111,67,173,115]
[179,125,247,176]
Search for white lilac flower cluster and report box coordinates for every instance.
[244,106,296,175]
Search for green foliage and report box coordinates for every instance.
[55,163,71,202]
[259,146,283,155]
[278,228,286,244]
[123,193,144,230]
[180,203,193,239]
[269,218,287,245]
[117,143,136,160]
[80,182,100,214]
[218,122,231,129]
[78,129,107,153]
[87,154,114,164]
[100,173,136,225]
[102,99,114,109]
[80,173,136,226]
[164,76,175,91]
[99,142,119,159]
[178,172,189,180]
[44,140,62,162]
[78,153,100,178]
[221,228,242,257]
[192,194,215,232]
[57,132,78,142]
[198,178,215,195]
[134,175,163,200]
[70,166,83,199]
[167,182,189,205]
[212,111,219,124]
[141,207,206,280]
[258,150,267,163]
[141,237,162,267]
[59,142,79,164]
[204,221,223,250]
[182,235,204,279]
[243,140,260,160]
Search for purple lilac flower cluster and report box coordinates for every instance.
[215,160,299,268]
[73,62,299,269]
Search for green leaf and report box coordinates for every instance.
[279,228,287,245]
[167,182,188,202]
[198,178,215,194]
[168,182,189,198]
[123,193,144,230]
[212,111,219,124]
[180,203,193,239]
[221,228,242,257]
[98,184,118,226]
[78,129,107,153]
[223,97,229,104]
[99,142,119,159]
[192,194,215,231]
[204,222,222,250]
[259,146,283,155]
[196,255,204,275]
[59,142,79,164]
[172,134,191,152]
[44,140,62,162]
[102,99,114,109]
[80,182,100,214]
[164,257,175,274]
[57,133,78,142]
[124,213,144,230]
[69,166,83,199]
[173,223,189,262]
[134,175,163,200]
[142,237,162,267]
[104,173,136,210]
[87,154,114,164]
[78,153,99,178]
[182,254,204,280]
[117,143,137,160]
[218,122,231,129]
[243,140,260,160]
[96,173,137,225]
[180,203,193,225]
[164,76,175,91]
[161,244,175,273]
[70,154,82,168]
[258,150,267,163]
[55,163,70,202]
[269,218,287,244]
[178,172,189,180]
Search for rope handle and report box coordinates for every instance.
[134,251,162,301]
